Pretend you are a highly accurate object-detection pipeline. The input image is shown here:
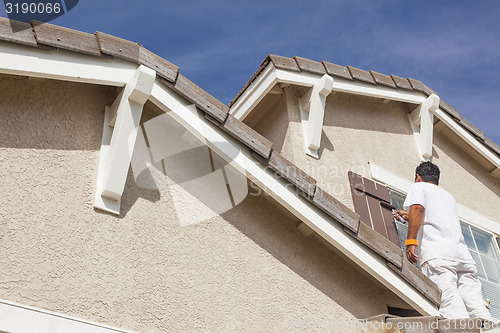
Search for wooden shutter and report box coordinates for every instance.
[497,237,500,252]
[348,171,401,247]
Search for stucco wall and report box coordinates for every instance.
[253,87,500,222]
[432,129,500,220]
[0,76,389,332]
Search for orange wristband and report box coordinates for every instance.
[405,239,418,247]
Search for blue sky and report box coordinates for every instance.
[2,0,499,144]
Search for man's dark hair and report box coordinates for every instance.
[415,161,440,185]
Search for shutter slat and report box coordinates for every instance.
[353,189,372,227]
[382,206,403,246]
[374,182,391,203]
[348,171,402,248]
[353,178,391,203]
[367,195,387,237]
[349,172,372,227]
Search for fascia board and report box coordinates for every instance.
[0,41,136,86]
[230,63,278,120]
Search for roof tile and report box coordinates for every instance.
[32,21,101,56]
[407,78,435,96]
[268,151,317,197]
[229,60,272,108]
[346,66,376,84]
[267,54,300,72]
[485,138,500,156]
[294,56,326,75]
[0,17,37,47]
[322,61,352,80]
[439,99,461,119]
[352,222,403,268]
[95,31,140,62]
[222,115,272,159]
[139,47,178,82]
[160,74,228,123]
[459,116,485,141]
[370,71,396,88]
[387,260,441,306]
[300,186,360,233]
[390,75,413,90]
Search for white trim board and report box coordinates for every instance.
[369,163,500,235]
[0,41,136,86]
[230,65,427,121]
[0,299,136,333]
[151,81,439,316]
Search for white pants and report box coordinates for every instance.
[421,258,492,319]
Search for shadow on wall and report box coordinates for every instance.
[0,75,162,216]
[433,131,500,200]
[0,76,115,151]
[323,92,414,135]
[220,188,387,319]
[317,129,335,159]
[97,169,162,219]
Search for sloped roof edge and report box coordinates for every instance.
[0,18,440,309]
[228,54,500,158]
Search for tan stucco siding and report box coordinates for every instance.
[0,77,388,332]
[432,129,500,220]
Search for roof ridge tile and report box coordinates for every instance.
[369,70,396,88]
[267,54,300,72]
[390,74,413,90]
[95,31,140,62]
[0,17,37,47]
[439,99,461,119]
[160,75,228,123]
[346,65,376,85]
[252,150,316,197]
[407,77,435,96]
[299,186,360,233]
[322,61,352,80]
[458,115,485,141]
[293,56,326,75]
[31,20,101,57]
[138,47,178,83]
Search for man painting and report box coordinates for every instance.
[394,161,493,320]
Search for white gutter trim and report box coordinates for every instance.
[331,77,426,104]
[434,108,500,174]
[0,299,136,333]
[151,80,440,317]
[0,41,136,86]
[230,63,277,120]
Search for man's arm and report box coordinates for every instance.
[406,204,425,264]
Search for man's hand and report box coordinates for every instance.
[406,245,418,264]
[393,210,409,222]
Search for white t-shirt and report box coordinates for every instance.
[403,182,474,265]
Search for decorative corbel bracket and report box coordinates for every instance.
[408,93,440,161]
[298,74,334,158]
[94,65,156,215]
